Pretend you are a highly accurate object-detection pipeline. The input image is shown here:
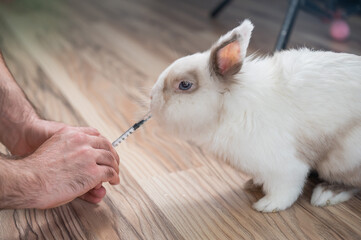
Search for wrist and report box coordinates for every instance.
[0,157,44,209]
[0,112,39,154]
[0,83,39,152]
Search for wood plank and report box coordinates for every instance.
[0,7,184,240]
[0,0,360,239]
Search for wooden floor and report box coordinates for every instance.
[0,0,361,239]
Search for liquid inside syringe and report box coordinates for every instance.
[112,112,151,147]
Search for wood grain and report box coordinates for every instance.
[0,0,360,239]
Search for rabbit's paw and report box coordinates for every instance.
[252,195,293,212]
[311,183,358,207]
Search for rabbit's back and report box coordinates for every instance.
[275,50,361,185]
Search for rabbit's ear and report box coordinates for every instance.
[210,19,254,77]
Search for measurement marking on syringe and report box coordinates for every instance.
[112,112,151,147]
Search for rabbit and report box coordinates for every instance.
[150,19,361,212]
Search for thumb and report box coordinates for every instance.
[38,120,67,136]
[27,119,67,147]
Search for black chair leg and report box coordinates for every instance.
[275,0,301,51]
[210,0,233,18]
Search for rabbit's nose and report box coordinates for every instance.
[150,95,153,100]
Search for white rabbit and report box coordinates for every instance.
[150,19,361,212]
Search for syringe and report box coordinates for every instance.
[112,111,152,147]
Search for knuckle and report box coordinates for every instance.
[104,150,112,158]
[90,127,100,134]
[103,150,116,164]
[71,146,92,161]
[83,127,100,135]
[99,136,111,149]
[114,152,120,163]
[78,146,92,156]
[105,168,116,179]
[72,132,87,144]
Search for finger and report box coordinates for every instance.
[112,147,120,165]
[78,183,105,202]
[77,127,100,136]
[88,135,120,164]
[94,183,102,190]
[79,193,103,204]
[98,166,120,185]
[88,186,106,199]
[96,149,119,174]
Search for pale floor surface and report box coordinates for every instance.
[0,0,360,239]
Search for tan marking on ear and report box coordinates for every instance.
[210,34,242,79]
[217,41,241,75]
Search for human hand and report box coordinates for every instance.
[5,118,118,204]
[6,117,66,156]
[19,126,120,209]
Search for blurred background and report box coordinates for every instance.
[0,0,360,125]
[208,0,361,53]
[1,0,361,58]
[0,0,360,123]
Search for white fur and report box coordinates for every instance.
[150,20,361,212]
[311,184,359,207]
[215,19,254,61]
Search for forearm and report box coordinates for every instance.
[0,155,41,209]
[0,52,39,150]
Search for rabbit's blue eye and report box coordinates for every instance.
[179,81,193,90]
